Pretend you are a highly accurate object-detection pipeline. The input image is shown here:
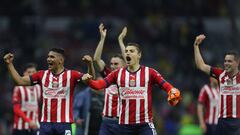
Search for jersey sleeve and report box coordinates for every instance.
[30,70,44,85]
[12,87,21,104]
[72,70,84,83]
[104,69,118,87]
[198,86,207,104]
[210,67,223,79]
[150,68,173,92]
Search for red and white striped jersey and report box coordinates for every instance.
[101,67,119,117]
[31,69,83,123]
[211,67,240,118]
[104,66,171,124]
[13,85,41,130]
[198,85,219,124]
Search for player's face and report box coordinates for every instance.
[24,67,37,76]
[47,51,63,71]
[224,54,239,73]
[110,57,124,70]
[125,46,141,66]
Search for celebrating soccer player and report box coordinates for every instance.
[93,23,126,135]
[4,48,95,135]
[12,63,41,135]
[82,43,181,135]
[194,34,240,135]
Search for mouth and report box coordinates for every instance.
[126,56,131,62]
[48,63,53,68]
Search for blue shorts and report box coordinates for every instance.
[204,123,217,135]
[99,117,121,135]
[12,129,39,135]
[215,118,240,135]
[39,122,72,135]
[119,122,157,135]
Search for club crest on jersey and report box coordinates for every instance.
[129,79,136,87]
[52,81,59,88]
[226,79,233,85]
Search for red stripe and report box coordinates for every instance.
[120,100,126,124]
[44,71,50,87]
[120,68,126,87]
[147,83,152,122]
[44,99,48,122]
[226,95,232,117]
[105,94,109,116]
[61,99,66,122]
[23,87,28,101]
[237,95,240,118]
[219,95,224,118]
[140,67,145,87]
[69,71,75,122]
[212,107,216,124]
[129,99,136,124]
[140,99,145,123]
[51,99,57,122]
[111,95,118,117]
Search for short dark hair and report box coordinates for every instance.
[112,54,124,61]
[23,63,37,71]
[50,48,65,58]
[126,43,142,54]
[225,50,239,61]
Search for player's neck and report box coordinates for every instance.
[228,69,239,78]
[128,64,140,72]
[52,66,64,75]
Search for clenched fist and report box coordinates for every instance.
[3,53,14,64]
[194,34,206,46]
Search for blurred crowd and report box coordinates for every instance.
[1,0,240,134]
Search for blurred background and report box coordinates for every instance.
[1,0,240,134]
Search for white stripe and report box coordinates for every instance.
[47,99,51,122]
[223,95,227,118]
[18,86,25,129]
[57,73,63,122]
[232,76,237,118]
[204,85,213,124]
[211,88,219,124]
[144,67,149,122]
[232,95,236,118]
[108,94,113,116]
[135,70,141,123]
[18,118,23,130]
[103,91,107,116]
[124,70,129,124]
[65,71,71,122]
[41,71,48,122]
[117,68,123,122]
[25,111,30,128]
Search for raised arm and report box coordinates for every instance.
[81,73,107,90]
[82,55,96,79]
[194,34,211,75]
[93,23,107,72]
[118,27,127,61]
[3,53,31,85]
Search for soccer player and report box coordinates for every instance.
[82,43,181,135]
[93,24,126,135]
[194,34,240,135]
[12,63,41,135]
[3,48,95,135]
[197,77,219,135]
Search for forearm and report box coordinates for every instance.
[13,104,31,122]
[118,39,126,60]
[161,81,174,93]
[194,45,211,74]
[197,104,205,125]
[87,62,96,79]
[94,38,105,61]
[88,79,107,90]
[7,63,29,85]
